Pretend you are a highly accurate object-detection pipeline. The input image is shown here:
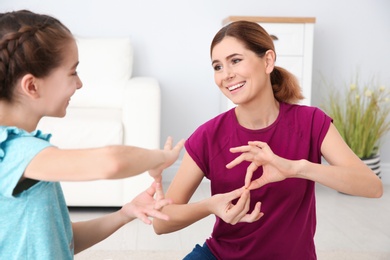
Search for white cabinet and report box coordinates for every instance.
[221,16,316,111]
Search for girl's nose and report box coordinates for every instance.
[77,77,83,89]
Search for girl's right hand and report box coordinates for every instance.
[148,137,185,182]
[208,187,264,225]
[120,181,172,225]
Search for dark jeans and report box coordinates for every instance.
[183,242,217,260]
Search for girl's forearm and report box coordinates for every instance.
[26,145,166,181]
[98,145,166,179]
[153,199,211,235]
[72,209,132,254]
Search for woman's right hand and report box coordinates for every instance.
[208,187,264,225]
[148,137,185,182]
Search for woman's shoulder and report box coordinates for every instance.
[282,102,328,117]
[192,109,234,134]
[281,103,332,134]
[186,109,235,147]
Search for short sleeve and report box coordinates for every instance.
[185,125,209,175]
[0,127,53,197]
[311,108,332,160]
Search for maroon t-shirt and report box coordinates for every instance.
[185,102,332,260]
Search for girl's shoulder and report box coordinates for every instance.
[0,126,52,161]
[0,126,51,143]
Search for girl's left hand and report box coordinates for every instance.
[121,182,172,225]
[226,141,291,190]
[148,137,185,183]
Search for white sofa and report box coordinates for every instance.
[37,37,160,207]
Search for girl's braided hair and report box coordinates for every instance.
[0,10,73,102]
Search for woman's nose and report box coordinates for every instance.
[224,70,235,81]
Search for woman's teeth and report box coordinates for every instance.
[228,83,245,91]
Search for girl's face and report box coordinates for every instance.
[36,39,82,117]
[211,36,273,106]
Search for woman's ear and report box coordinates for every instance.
[20,74,40,99]
[264,50,276,74]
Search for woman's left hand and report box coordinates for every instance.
[121,182,172,225]
[226,141,292,190]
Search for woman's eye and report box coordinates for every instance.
[71,71,78,76]
[213,64,222,71]
[232,58,241,64]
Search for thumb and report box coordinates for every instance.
[227,187,245,200]
[248,177,268,190]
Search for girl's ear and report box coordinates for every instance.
[264,50,276,74]
[20,74,40,99]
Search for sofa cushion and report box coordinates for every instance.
[38,108,124,149]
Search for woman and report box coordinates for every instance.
[0,10,183,259]
[153,21,383,259]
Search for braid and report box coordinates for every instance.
[0,23,51,99]
[0,10,72,102]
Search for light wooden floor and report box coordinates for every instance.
[70,182,390,255]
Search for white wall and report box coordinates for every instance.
[1,0,390,183]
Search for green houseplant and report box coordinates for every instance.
[322,75,390,177]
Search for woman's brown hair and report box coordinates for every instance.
[210,20,304,104]
[0,10,73,102]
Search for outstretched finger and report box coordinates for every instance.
[244,162,258,188]
[163,136,173,150]
[248,141,266,149]
[223,187,245,202]
[145,182,157,196]
[154,197,173,210]
[154,182,165,201]
[226,154,246,169]
[174,139,185,151]
[153,175,162,184]
[229,145,251,153]
[136,212,152,225]
[240,202,264,223]
[228,189,250,221]
[148,209,170,221]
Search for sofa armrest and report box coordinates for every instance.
[122,76,161,149]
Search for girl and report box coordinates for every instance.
[153,21,383,259]
[0,10,184,259]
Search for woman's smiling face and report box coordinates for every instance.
[211,36,273,106]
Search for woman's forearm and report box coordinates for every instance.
[296,159,383,198]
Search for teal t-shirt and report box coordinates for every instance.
[0,126,74,259]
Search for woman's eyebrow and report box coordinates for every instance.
[211,53,240,66]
